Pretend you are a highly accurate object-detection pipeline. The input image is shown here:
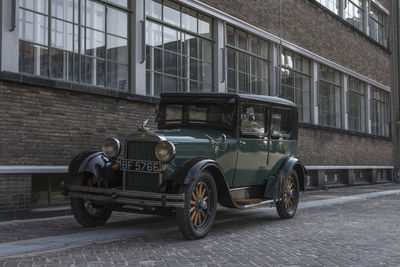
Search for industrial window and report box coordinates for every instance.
[348,77,366,132]
[344,0,364,31]
[371,87,389,136]
[280,49,311,123]
[145,0,213,96]
[18,0,129,90]
[369,4,387,47]
[226,25,270,95]
[318,65,342,128]
[315,0,340,15]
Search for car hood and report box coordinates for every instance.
[153,127,235,166]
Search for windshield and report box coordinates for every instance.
[158,100,237,131]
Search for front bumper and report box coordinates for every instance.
[60,182,184,208]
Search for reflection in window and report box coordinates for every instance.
[344,0,364,31]
[318,65,342,128]
[280,49,311,123]
[348,77,366,132]
[271,108,291,139]
[315,0,340,15]
[18,0,129,90]
[241,104,265,135]
[371,87,389,136]
[369,4,387,47]
[145,0,213,95]
[226,25,270,95]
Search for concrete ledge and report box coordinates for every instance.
[306,166,394,170]
[0,166,68,174]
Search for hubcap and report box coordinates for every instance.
[189,182,210,227]
[283,177,295,210]
[84,176,102,216]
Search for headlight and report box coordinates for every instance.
[101,137,121,159]
[155,141,176,163]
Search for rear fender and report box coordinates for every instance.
[277,157,306,198]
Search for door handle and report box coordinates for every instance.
[239,140,246,145]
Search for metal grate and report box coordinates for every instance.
[126,141,160,192]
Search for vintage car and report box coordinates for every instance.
[62,92,305,239]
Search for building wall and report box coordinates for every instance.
[200,0,393,87]
[0,81,157,166]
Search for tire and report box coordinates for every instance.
[276,169,299,219]
[70,173,112,227]
[176,171,217,240]
[394,169,400,184]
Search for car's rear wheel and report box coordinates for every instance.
[176,171,217,240]
[70,173,112,227]
[276,170,299,219]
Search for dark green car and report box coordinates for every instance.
[63,93,305,239]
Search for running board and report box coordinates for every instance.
[234,199,275,209]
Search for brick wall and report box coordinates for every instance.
[0,174,31,219]
[0,81,157,166]
[297,127,394,166]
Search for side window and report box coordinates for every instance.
[241,103,266,136]
[270,108,291,139]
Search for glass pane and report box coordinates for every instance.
[154,72,162,95]
[51,49,76,81]
[51,19,75,52]
[164,75,179,92]
[182,7,197,33]
[227,49,235,69]
[227,69,236,90]
[163,27,180,52]
[164,51,178,76]
[227,25,235,46]
[163,0,180,27]
[107,35,128,64]
[107,62,128,90]
[19,41,49,77]
[241,104,265,135]
[85,29,105,58]
[146,0,162,19]
[20,0,48,14]
[238,30,247,51]
[85,0,105,31]
[19,9,49,46]
[146,21,162,47]
[107,0,128,8]
[51,0,73,21]
[107,8,127,38]
[198,14,212,38]
[199,39,212,63]
[199,62,212,84]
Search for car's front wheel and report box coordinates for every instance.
[276,170,299,219]
[70,173,112,227]
[176,171,217,240]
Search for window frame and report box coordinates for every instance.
[145,0,214,96]
[226,25,271,96]
[18,0,131,91]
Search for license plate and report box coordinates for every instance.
[119,159,161,173]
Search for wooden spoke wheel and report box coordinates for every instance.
[177,171,217,240]
[276,170,299,219]
[70,173,112,227]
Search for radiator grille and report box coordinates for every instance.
[126,141,160,192]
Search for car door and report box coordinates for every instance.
[265,106,297,176]
[232,102,269,188]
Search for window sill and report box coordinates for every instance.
[308,0,391,53]
[0,71,160,104]
[298,122,392,140]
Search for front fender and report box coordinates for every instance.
[277,157,306,197]
[68,151,122,187]
[165,158,236,208]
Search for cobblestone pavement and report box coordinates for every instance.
[0,183,400,266]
